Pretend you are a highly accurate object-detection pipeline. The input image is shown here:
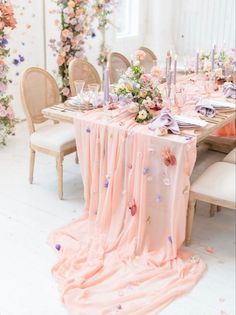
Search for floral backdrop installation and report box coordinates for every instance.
[49,0,94,101]
[0,0,16,145]
[92,0,115,68]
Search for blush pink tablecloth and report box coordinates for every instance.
[49,109,205,315]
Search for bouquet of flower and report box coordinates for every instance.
[114,51,162,123]
[0,0,17,145]
[49,0,94,100]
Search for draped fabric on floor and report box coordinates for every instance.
[49,109,205,315]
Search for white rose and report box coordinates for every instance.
[138,109,148,120]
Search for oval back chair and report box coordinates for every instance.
[20,67,61,134]
[108,52,131,84]
[69,59,101,96]
[139,47,158,73]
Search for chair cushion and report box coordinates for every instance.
[191,162,236,206]
[223,148,236,164]
[30,123,76,152]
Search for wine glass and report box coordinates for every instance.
[88,83,100,108]
[74,80,85,97]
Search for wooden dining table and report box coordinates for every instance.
[42,103,236,144]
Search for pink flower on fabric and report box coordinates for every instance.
[129,200,137,216]
[140,73,152,83]
[162,148,177,167]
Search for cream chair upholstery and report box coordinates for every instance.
[68,59,101,96]
[186,162,236,245]
[20,67,76,199]
[223,148,236,164]
[139,47,157,73]
[108,52,131,84]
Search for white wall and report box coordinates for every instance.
[173,0,236,56]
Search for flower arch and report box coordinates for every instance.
[50,0,94,101]
[0,0,16,145]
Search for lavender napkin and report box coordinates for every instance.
[195,99,216,118]
[223,82,236,99]
[148,108,180,134]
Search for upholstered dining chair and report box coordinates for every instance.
[186,162,236,245]
[139,47,158,73]
[223,147,236,164]
[20,67,77,199]
[108,52,131,84]
[68,59,101,96]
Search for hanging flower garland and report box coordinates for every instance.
[92,0,116,67]
[49,0,94,101]
[0,0,17,146]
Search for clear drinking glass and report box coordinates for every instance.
[88,83,99,108]
[74,80,85,96]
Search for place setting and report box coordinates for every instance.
[1,1,236,315]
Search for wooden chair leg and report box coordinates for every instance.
[186,198,196,246]
[29,148,35,184]
[217,205,222,212]
[75,152,79,164]
[210,204,216,217]
[56,155,64,200]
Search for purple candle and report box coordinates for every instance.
[173,55,177,85]
[211,43,216,71]
[103,67,110,105]
[196,50,199,74]
[167,71,172,97]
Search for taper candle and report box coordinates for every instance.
[196,49,199,74]
[211,43,216,71]
[103,67,110,105]
[173,55,177,85]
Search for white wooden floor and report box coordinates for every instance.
[0,122,235,315]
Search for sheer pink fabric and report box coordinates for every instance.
[49,109,205,315]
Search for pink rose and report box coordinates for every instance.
[151,66,161,77]
[7,107,15,119]
[62,87,70,97]
[57,55,65,66]
[62,29,70,38]
[135,50,146,61]
[141,73,152,82]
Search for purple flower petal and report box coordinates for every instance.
[143,167,150,175]
[168,236,173,244]
[55,244,61,251]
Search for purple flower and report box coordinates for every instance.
[86,127,91,133]
[104,179,109,188]
[143,167,150,175]
[168,236,173,244]
[55,244,61,251]
[156,195,162,203]
[19,55,25,62]
[13,59,19,66]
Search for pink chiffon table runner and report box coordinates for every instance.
[49,108,205,315]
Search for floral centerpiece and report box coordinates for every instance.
[49,0,93,101]
[92,0,115,67]
[200,49,235,76]
[0,0,17,146]
[114,50,162,123]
